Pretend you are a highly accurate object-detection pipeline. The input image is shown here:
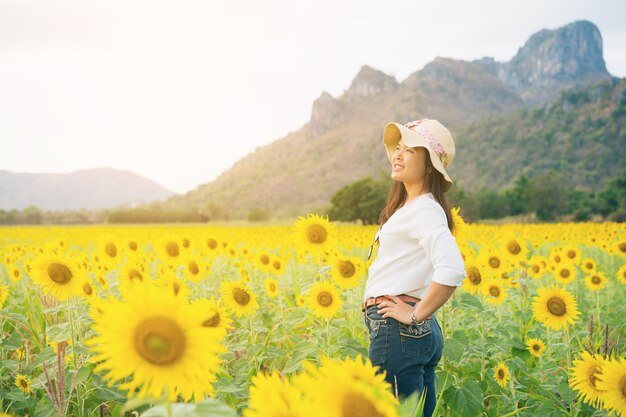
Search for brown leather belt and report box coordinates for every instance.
[361,294,432,319]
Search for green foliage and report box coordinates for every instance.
[328,176,390,224]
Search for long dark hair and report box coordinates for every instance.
[378,149,454,233]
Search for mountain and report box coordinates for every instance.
[0,168,174,210]
[161,19,620,219]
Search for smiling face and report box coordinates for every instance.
[390,138,429,187]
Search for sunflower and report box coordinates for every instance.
[189,297,233,338]
[595,356,626,415]
[526,338,546,357]
[613,239,626,258]
[306,281,342,319]
[0,284,8,308]
[502,236,528,264]
[549,248,566,266]
[220,280,259,317]
[15,373,32,394]
[482,279,507,304]
[531,284,580,330]
[156,237,184,266]
[552,263,576,285]
[294,354,400,417]
[255,251,273,273]
[329,255,363,289]
[85,282,226,401]
[461,262,484,294]
[118,260,147,292]
[205,237,221,254]
[569,351,607,409]
[493,362,510,388]
[264,278,279,298]
[98,234,122,266]
[181,255,205,283]
[244,372,313,417]
[526,256,546,279]
[31,252,84,301]
[292,213,337,257]
[269,256,286,276]
[562,244,582,265]
[585,272,607,291]
[295,293,306,307]
[580,257,598,273]
[450,206,468,240]
[616,263,626,285]
[478,247,507,276]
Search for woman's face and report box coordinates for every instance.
[390,138,428,185]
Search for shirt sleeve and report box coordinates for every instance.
[408,204,467,287]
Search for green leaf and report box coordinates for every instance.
[442,382,484,416]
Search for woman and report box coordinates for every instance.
[362,118,467,416]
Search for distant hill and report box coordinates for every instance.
[158,20,622,219]
[0,167,174,210]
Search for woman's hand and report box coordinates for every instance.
[377,295,414,325]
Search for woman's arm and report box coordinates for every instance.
[379,282,457,325]
[411,281,457,322]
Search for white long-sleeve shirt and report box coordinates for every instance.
[363,192,467,302]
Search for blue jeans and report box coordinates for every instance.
[363,301,443,417]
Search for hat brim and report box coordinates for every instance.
[382,122,454,192]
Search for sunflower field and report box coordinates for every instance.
[0,214,625,417]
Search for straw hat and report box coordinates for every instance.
[382,118,456,192]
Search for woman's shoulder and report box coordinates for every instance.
[410,195,446,223]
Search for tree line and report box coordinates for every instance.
[327,172,626,224]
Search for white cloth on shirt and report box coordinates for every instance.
[363,192,467,302]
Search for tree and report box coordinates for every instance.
[328,176,389,224]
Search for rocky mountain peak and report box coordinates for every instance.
[499,20,611,104]
[345,65,398,97]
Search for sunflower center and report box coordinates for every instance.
[134,317,185,365]
[260,254,270,265]
[498,369,505,379]
[272,260,281,270]
[182,238,190,248]
[207,238,218,250]
[83,283,93,296]
[532,344,541,352]
[233,288,250,306]
[18,378,28,388]
[128,241,138,251]
[105,243,117,258]
[566,250,576,259]
[129,269,143,282]
[270,283,277,292]
[560,269,570,278]
[588,365,601,388]
[340,391,384,417]
[489,256,500,268]
[47,263,72,284]
[585,262,593,269]
[489,286,500,297]
[165,242,180,257]
[339,261,356,278]
[591,275,601,285]
[306,224,328,245]
[532,265,540,273]
[507,241,521,255]
[468,266,482,284]
[202,312,221,328]
[317,291,333,307]
[188,261,199,275]
[619,242,626,253]
[619,375,626,398]
[547,297,566,316]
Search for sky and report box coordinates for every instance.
[1,0,625,194]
